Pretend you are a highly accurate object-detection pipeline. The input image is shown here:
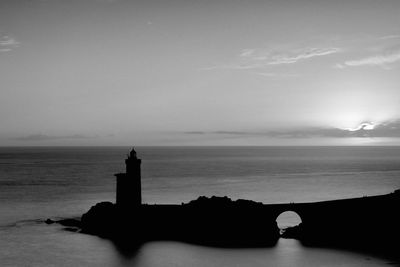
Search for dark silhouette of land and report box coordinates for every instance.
[48,148,400,260]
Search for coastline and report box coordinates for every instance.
[47,190,400,264]
[46,148,400,263]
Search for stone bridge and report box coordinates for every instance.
[263,190,400,226]
[258,189,400,244]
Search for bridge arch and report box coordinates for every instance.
[275,210,302,231]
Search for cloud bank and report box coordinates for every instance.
[185,120,400,139]
[13,134,97,141]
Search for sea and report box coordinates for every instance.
[1,146,400,266]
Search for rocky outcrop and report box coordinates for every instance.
[48,190,400,256]
[78,196,280,247]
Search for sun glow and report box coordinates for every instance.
[314,78,399,133]
[346,122,375,132]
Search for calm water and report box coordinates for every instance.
[1,146,400,266]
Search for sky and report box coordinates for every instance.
[1,0,400,146]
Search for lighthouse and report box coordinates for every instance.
[114,147,142,209]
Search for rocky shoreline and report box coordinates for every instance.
[47,191,400,260]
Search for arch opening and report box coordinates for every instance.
[276,211,302,236]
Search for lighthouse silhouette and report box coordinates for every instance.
[114,147,142,209]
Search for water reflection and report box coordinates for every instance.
[116,239,389,267]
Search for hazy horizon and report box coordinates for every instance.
[1,0,400,146]
[2,144,400,148]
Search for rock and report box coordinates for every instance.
[81,202,118,237]
[45,218,55,224]
[58,218,81,228]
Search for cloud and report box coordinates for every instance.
[379,35,400,40]
[0,35,19,52]
[255,72,300,78]
[239,46,341,65]
[338,52,400,68]
[267,47,341,65]
[184,131,206,135]
[364,120,400,138]
[239,49,256,57]
[184,120,400,139]
[203,46,341,73]
[336,34,400,69]
[202,63,265,70]
[213,131,249,135]
[13,134,97,141]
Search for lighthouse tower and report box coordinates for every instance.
[115,148,142,209]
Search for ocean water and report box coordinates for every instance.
[1,146,399,266]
